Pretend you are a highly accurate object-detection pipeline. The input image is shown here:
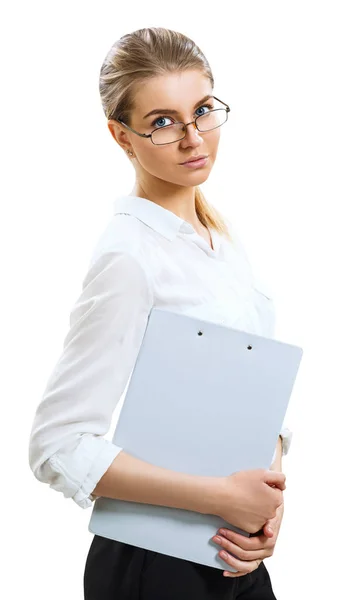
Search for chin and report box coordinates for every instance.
[187,162,213,182]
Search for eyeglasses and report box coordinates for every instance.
[113,96,230,146]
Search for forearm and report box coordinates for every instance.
[270,436,283,472]
[92,450,220,515]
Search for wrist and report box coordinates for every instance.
[199,476,232,518]
[168,472,225,516]
[270,437,283,472]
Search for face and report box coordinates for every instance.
[108,70,222,191]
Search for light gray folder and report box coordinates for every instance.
[89,307,303,571]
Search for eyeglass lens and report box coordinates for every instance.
[151,108,228,145]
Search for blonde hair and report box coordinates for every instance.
[99,27,232,241]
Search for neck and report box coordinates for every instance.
[130,185,202,232]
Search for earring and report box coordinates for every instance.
[126,149,133,156]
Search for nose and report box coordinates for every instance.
[180,120,203,146]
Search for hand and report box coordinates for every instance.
[212,503,284,577]
[217,469,286,533]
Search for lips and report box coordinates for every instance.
[181,155,208,165]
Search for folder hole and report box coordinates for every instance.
[198,330,203,336]
[247,345,253,350]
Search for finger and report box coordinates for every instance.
[224,560,262,578]
[223,570,247,578]
[217,529,270,551]
[223,560,262,577]
[218,551,260,574]
[263,523,274,537]
[214,536,268,562]
[264,470,286,490]
[217,530,259,550]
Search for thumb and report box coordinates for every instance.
[264,470,286,490]
[263,522,274,537]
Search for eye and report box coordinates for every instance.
[151,116,173,128]
[151,104,214,128]
[195,103,213,116]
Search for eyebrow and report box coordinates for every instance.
[142,94,214,120]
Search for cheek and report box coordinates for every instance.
[211,129,221,149]
[137,146,177,173]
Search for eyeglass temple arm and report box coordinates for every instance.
[212,95,231,112]
[115,119,152,138]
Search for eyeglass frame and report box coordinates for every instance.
[111,95,231,145]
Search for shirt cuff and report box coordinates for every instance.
[72,441,122,508]
[270,426,293,464]
[47,437,123,509]
[279,426,293,456]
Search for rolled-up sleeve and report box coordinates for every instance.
[28,250,154,509]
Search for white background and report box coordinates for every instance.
[1,1,351,598]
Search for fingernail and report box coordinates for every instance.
[213,536,221,543]
[220,551,228,559]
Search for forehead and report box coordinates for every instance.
[133,70,212,115]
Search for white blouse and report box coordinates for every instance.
[28,195,292,510]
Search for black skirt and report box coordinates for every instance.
[83,534,278,600]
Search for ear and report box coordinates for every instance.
[107,120,130,152]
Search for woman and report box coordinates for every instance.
[28,27,292,599]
